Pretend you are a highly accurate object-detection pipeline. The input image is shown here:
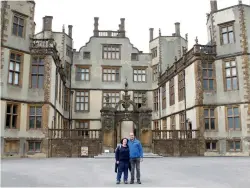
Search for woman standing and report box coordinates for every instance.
[115,138,130,184]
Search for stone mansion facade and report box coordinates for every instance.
[1,0,250,157]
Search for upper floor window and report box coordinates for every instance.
[102,91,120,108]
[154,121,159,130]
[169,78,175,106]
[75,91,89,112]
[31,57,44,88]
[153,90,159,111]
[29,106,42,129]
[66,45,72,57]
[76,66,90,81]
[151,47,157,59]
[102,44,120,60]
[202,61,214,91]
[12,14,25,37]
[224,60,238,91]
[170,115,176,130]
[152,65,158,81]
[83,52,91,59]
[220,23,234,45]
[227,106,240,130]
[75,120,89,137]
[6,104,19,129]
[8,52,22,86]
[131,53,138,61]
[102,67,120,82]
[162,85,166,109]
[133,68,146,82]
[65,61,71,80]
[204,108,215,131]
[133,91,146,109]
[64,88,70,111]
[178,71,185,101]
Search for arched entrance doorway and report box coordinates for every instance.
[100,80,152,152]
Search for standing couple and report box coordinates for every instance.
[115,132,143,184]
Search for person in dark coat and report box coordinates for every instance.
[115,138,130,184]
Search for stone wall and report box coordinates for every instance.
[153,139,200,156]
[49,139,102,157]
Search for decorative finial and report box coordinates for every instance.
[175,56,177,62]
[62,24,65,33]
[185,33,188,41]
[195,36,198,44]
[159,28,161,37]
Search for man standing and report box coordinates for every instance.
[127,132,143,184]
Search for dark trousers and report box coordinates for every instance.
[130,158,140,181]
[116,161,129,181]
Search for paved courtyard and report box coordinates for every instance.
[1,157,250,187]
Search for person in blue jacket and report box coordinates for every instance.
[115,138,130,184]
[127,132,143,184]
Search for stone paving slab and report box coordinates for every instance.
[1,157,250,187]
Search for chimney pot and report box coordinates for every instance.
[210,0,218,13]
[149,28,154,41]
[175,22,180,37]
[42,16,53,31]
[68,25,73,38]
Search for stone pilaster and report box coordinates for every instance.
[239,4,250,136]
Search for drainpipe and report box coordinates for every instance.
[183,69,187,134]
[54,68,59,129]
[69,55,73,129]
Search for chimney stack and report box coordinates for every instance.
[120,18,125,37]
[149,28,154,41]
[175,22,180,37]
[238,0,242,4]
[68,25,73,38]
[210,0,218,13]
[42,16,53,31]
[93,17,99,36]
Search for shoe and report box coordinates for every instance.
[137,180,141,184]
[130,180,134,184]
[124,181,128,184]
[116,181,120,184]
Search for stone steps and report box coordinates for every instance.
[94,153,163,159]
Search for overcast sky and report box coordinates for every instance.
[34,0,249,52]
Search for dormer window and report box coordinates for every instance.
[83,52,90,59]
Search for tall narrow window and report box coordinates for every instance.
[29,106,42,129]
[179,113,185,130]
[5,104,18,129]
[202,61,214,91]
[170,115,176,130]
[75,91,89,111]
[8,52,22,85]
[227,106,240,130]
[204,108,215,130]
[152,65,158,81]
[153,90,159,111]
[12,14,24,37]
[65,61,71,80]
[64,88,70,111]
[31,57,44,88]
[225,60,238,91]
[102,44,120,60]
[162,118,167,130]
[154,121,159,130]
[133,68,146,82]
[133,91,146,109]
[220,23,234,45]
[162,85,166,109]
[102,67,120,82]
[76,67,90,81]
[151,47,157,58]
[178,71,185,101]
[102,91,120,108]
[169,78,175,106]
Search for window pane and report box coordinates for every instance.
[38,66,44,74]
[36,117,42,128]
[203,80,208,90]
[29,117,35,128]
[229,142,234,150]
[204,109,209,117]
[222,27,227,33]
[227,108,233,116]
[233,108,239,116]
[134,75,137,81]
[234,117,240,129]
[36,107,42,115]
[210,119,215,130]
[6,115,11,128]
[231,61,236,66]
[32,65,38,73]
[228,118,233,129]
[235,142,240,150]
[14,73,19,84]
[85,104,88,111]
[12,24,17,35]
[210,109,214,117]
[142,75,146,82]
[225,62,230,68]
[35,142,41,151]
[232,77,238,90]
[211,142,216,150]
[209,80,213,90]
[229,32,234,43]
[226,78,231,90]
[208,70,213,77]
[205,119,209,130]
[228,26,233,32]
[38,76,44,88]
[85,73,89,80]
[226,69,231,77]
[206,142,210,150]
[32,76,37,88]
[8,72,13,83]
[9,62,14,70]
[222,33,228,44]
[231,68,236,76]
[18,26,23,37]
[28,142,33,151]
